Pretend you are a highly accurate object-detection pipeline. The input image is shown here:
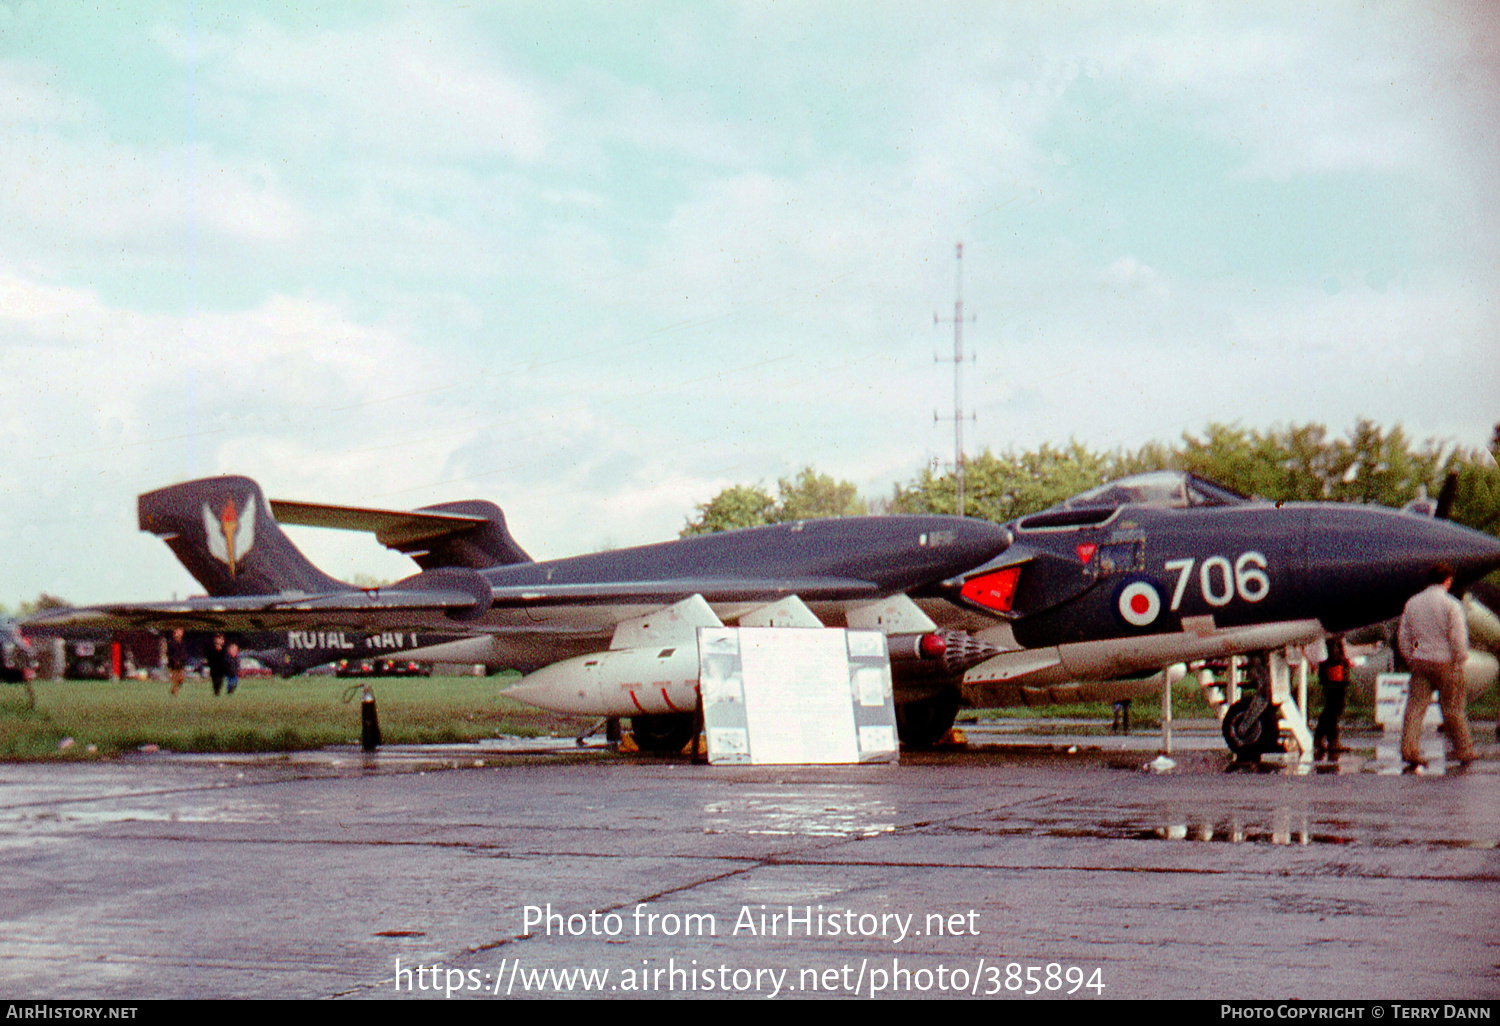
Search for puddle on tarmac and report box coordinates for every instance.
[13,798,281,826]
[980,815,1497,849]
[702,790,895,837]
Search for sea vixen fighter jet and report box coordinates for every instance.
[26,471,1500,753]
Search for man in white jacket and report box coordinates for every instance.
[1397,562,1473,768]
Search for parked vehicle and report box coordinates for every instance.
[335,658,431,678]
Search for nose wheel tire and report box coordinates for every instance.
[1221,693,1281,760]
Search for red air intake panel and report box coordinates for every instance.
[960,566,1021,613]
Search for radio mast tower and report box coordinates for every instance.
[935,242,976,517]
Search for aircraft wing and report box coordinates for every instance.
[23,575,881,634]
[24,590,481,633]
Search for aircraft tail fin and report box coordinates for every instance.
[138,476,352,597]
[407,499,531,569]
[264,496,531,571]
[1401,471,1459,519]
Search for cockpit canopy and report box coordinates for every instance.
[1015,471,1250,531]
[1050,471,1248,510]
[1052,471,1249,512]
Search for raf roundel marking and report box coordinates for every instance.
[1115,578,1163,628]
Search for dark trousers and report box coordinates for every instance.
[1314,682,1345,747]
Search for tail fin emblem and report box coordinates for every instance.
[203,495,257,577]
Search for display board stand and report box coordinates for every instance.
[699,628,899,765]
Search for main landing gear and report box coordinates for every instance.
[894,691,959,749]
[629,713,698,755]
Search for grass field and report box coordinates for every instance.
[0,673,590,760]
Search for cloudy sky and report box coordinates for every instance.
[2,1,1497,605]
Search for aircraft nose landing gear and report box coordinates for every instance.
[1221,692,1282,761]
[1220,657,1284,763]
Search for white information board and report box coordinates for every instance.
[1374,672,1442,729]
[699,627,899,765]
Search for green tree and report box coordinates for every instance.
[1449,463,1500,536]
[891,442,1111,521]
[1277,423,1342,501]
[776,468,867,521]
[686,421,1500,543]
[681,468,867,536]
[1446,426,1500,536]
[1323,420,1433,506]
[889,420,1500,536]
[1173,423,1293,500]
[1111,439,1176,478]
[681,484,779,536]
[17,593,71,615]
[1159,420,1457,509]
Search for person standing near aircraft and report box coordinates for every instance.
[1397,563,1473,769]
[206,633,227,696]
[1313,634,1350,758]
[223,642,240,695]
[166,628,187,696]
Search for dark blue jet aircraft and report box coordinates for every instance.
[26,471,1500,753]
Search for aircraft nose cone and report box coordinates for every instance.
[1409,514,1500,587]
[1306,506,1500,631]
[1453,522,1500,582]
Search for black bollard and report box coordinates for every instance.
[360,685,382,752]
[691,686,706,765]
